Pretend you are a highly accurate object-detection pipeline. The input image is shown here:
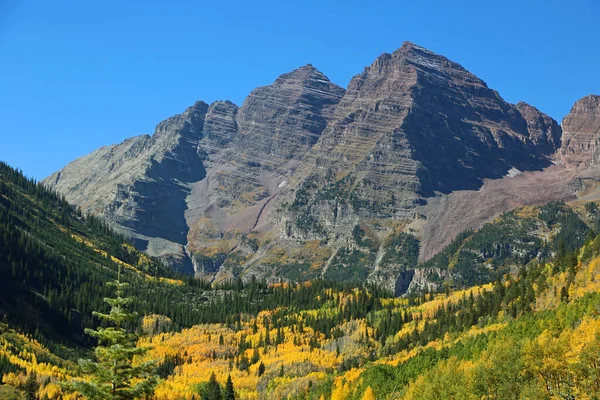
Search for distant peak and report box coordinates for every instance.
[388,40,471,75]
[276,64,332,84]
[286,63,320,75]
[190,100,209,112]
[398,40,433,53]
[209,99,239,109]
[365,41,446,72]
[515,101,537,111]
[400,40,419,49]
[568,94,600,115]
[575,94,600,105]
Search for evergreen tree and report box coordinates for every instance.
[23,372,39,400]
[257,361,265,377]
[63,270,157,399]
[206,372,222,400]
[251,348,260,364]
[223,375,235,400]
[560,286,570,303]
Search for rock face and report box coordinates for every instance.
[290,43,558,220]
[43,42,599,291]
[45,101,210,272]
[45,65,346,276]
[561,95,600,167]
[515,101,562,154]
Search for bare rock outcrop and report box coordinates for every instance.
[561,95,600,167]
[515,101,562,154]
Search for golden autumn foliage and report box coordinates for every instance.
[7,222,600,399]
[361,386,376,400]
[0,323,77,399]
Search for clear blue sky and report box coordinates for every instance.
[1,0,599,180]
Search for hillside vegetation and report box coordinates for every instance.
[2,161,600,399]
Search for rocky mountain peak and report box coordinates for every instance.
[232,64,345,163]
[574,94,600,108]
[515,101,562,153]
[43,43,598,289]
[561,94,600,166]
[153,100,209,140]
[396,41,472,77]
[275,63,326,81]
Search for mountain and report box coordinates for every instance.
[43,42,600,291]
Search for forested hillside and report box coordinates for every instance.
[2,161,600,399]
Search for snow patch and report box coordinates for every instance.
[506,167,523,178]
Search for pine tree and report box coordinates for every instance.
[560,286,570,303]
[223,375,235,400]
[257,361,265,377]
[23,372,39,400]
[206,372,222,400]
[63,269,157,399]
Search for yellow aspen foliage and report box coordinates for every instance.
[523,329,571,398]
[2,372,23,387]
[361,386,376,400]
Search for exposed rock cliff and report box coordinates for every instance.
[44,43,598,292]
[561,95,600,167]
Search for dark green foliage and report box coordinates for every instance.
[585,202,598,215]
[289,180,316,211]
[352,225,378,251]
[63,275,158,399]
[0,352,23,378]
[560,286,570,303]
[257,361,265,377]
[540,202,588,252]
[325,247,374,281]
[278,262,320,281]
[23,372,39,400]
[8,159,600,400]
[380,232,419,268]
[251,348,260,364]
[224,375,235,400]
[206,372,222,400]
[422,204,589,288]
[374,261,542,358]
[294,213,326,236]
[421,230,473,272]
[156,353,184,379]
[0,162,198,344]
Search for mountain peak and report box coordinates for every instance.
[561,94,600,166]
[399,40,431,52]
[275,63,333,85]
[572,94,600,109]
[515,101,562,153]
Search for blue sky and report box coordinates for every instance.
[1,0,599,180]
